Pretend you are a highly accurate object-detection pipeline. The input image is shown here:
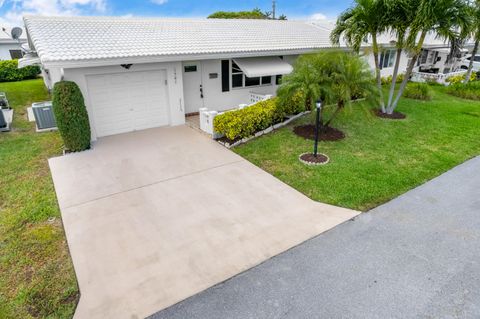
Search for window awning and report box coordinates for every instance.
[232,57,293,78]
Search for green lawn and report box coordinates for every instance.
[0,79,78,318]
[235,86,480,211]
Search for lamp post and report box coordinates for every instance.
[313,99,322,157]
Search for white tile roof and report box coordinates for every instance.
[23,16,335,66]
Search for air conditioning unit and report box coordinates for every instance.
[32,101,57,131]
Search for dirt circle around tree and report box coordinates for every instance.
[374,109,407,120]
[293,125,346,141]
[299,153,330,166]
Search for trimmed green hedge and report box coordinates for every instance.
[404,83,432,100]
[52,81,91,152]
[214,98,299,140]
[446,80,480,100]
[0,60,41,82]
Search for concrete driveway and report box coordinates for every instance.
[49,126,359,319]
[150,156,480,319]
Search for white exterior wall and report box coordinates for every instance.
[186,55,298,112]
[0,42,24,60]
[62,62,185,141]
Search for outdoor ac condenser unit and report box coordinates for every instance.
[32,101,57,130]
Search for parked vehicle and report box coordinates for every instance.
[460,54,480,71]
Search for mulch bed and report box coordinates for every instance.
[374,109,407,119]
[293,125,345,141]
[299,153,329,165]
[216,135,242,145]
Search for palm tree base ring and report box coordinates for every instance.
[299,153,330,166]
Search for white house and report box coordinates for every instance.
[0,27,26,60]
[19,16,473,141]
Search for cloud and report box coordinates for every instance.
[0,0,107,26]
[310,12,328,20]
[150,0,167,4]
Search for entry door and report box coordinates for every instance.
[87,70,170,137]
[183,62,204,114]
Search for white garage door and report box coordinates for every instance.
[87,70,170,137]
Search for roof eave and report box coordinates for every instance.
[41,48,334,69]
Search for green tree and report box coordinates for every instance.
[208,7,286,20]
[464,0,480,83]
[208,8,267,19]
[383,0,416,110]
[331,0,388,113]
[278,51,379,130]
[388,0,472,113]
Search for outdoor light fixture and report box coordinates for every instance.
[314,99,322,157]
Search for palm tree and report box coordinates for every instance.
[278,51,379,130]
[388,0,472,113]
[464,0,480,83]
[384,0,416,110]
[331,0,388,113]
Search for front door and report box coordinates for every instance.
[183,62,204,115]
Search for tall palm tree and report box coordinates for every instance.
[464,0,480,83]
[384,0,416,110]
[278,51,379,129]
[331,0,388,113]
[388,0,472,113]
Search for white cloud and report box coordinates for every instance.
[310,12,328,20]
[150,0,167,4]
[0,0,107,26]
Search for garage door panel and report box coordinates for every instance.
[87,70,170,137]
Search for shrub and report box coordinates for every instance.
[52,81,91,151]
[381,73,404,85]
[403,83,432,100]
[277,91,305,115]
[445,72,476,84]
[0,60,41,82]
[214,98,285,140]
[446,81,480,100]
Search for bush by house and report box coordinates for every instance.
[0,60,40,82]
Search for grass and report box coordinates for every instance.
[234,86,480,211]
[0,79,78,318]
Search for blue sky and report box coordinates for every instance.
[0,0,353,26]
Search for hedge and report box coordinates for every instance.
[52,81,91,151]
[403,83,432,100]
[0,60,41,82]
[445,72,476,84]
[446,80,480,100]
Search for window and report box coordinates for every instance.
[9,50,23,59]
[184,65,197,72]
[231,61,272,88]
[379,49,396,69]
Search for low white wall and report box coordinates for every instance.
[63,62,185,141]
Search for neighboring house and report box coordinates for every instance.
[0,28,27,60]
[19,16,473,140]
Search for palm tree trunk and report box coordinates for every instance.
[464,36,479,84]
[372,35,386,113]
[324,101,344,128]
[387,47,403,109]
[389,32,427,114]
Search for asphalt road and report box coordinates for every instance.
[149,156,480,319]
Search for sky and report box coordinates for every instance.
[0,0,354,26]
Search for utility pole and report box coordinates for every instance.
[272,0,276,19]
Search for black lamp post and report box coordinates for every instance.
[313,99,322,157]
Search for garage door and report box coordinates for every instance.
[87,70,170,137]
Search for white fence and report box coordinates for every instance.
[199,91,273,137]
[411,70,467,85]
